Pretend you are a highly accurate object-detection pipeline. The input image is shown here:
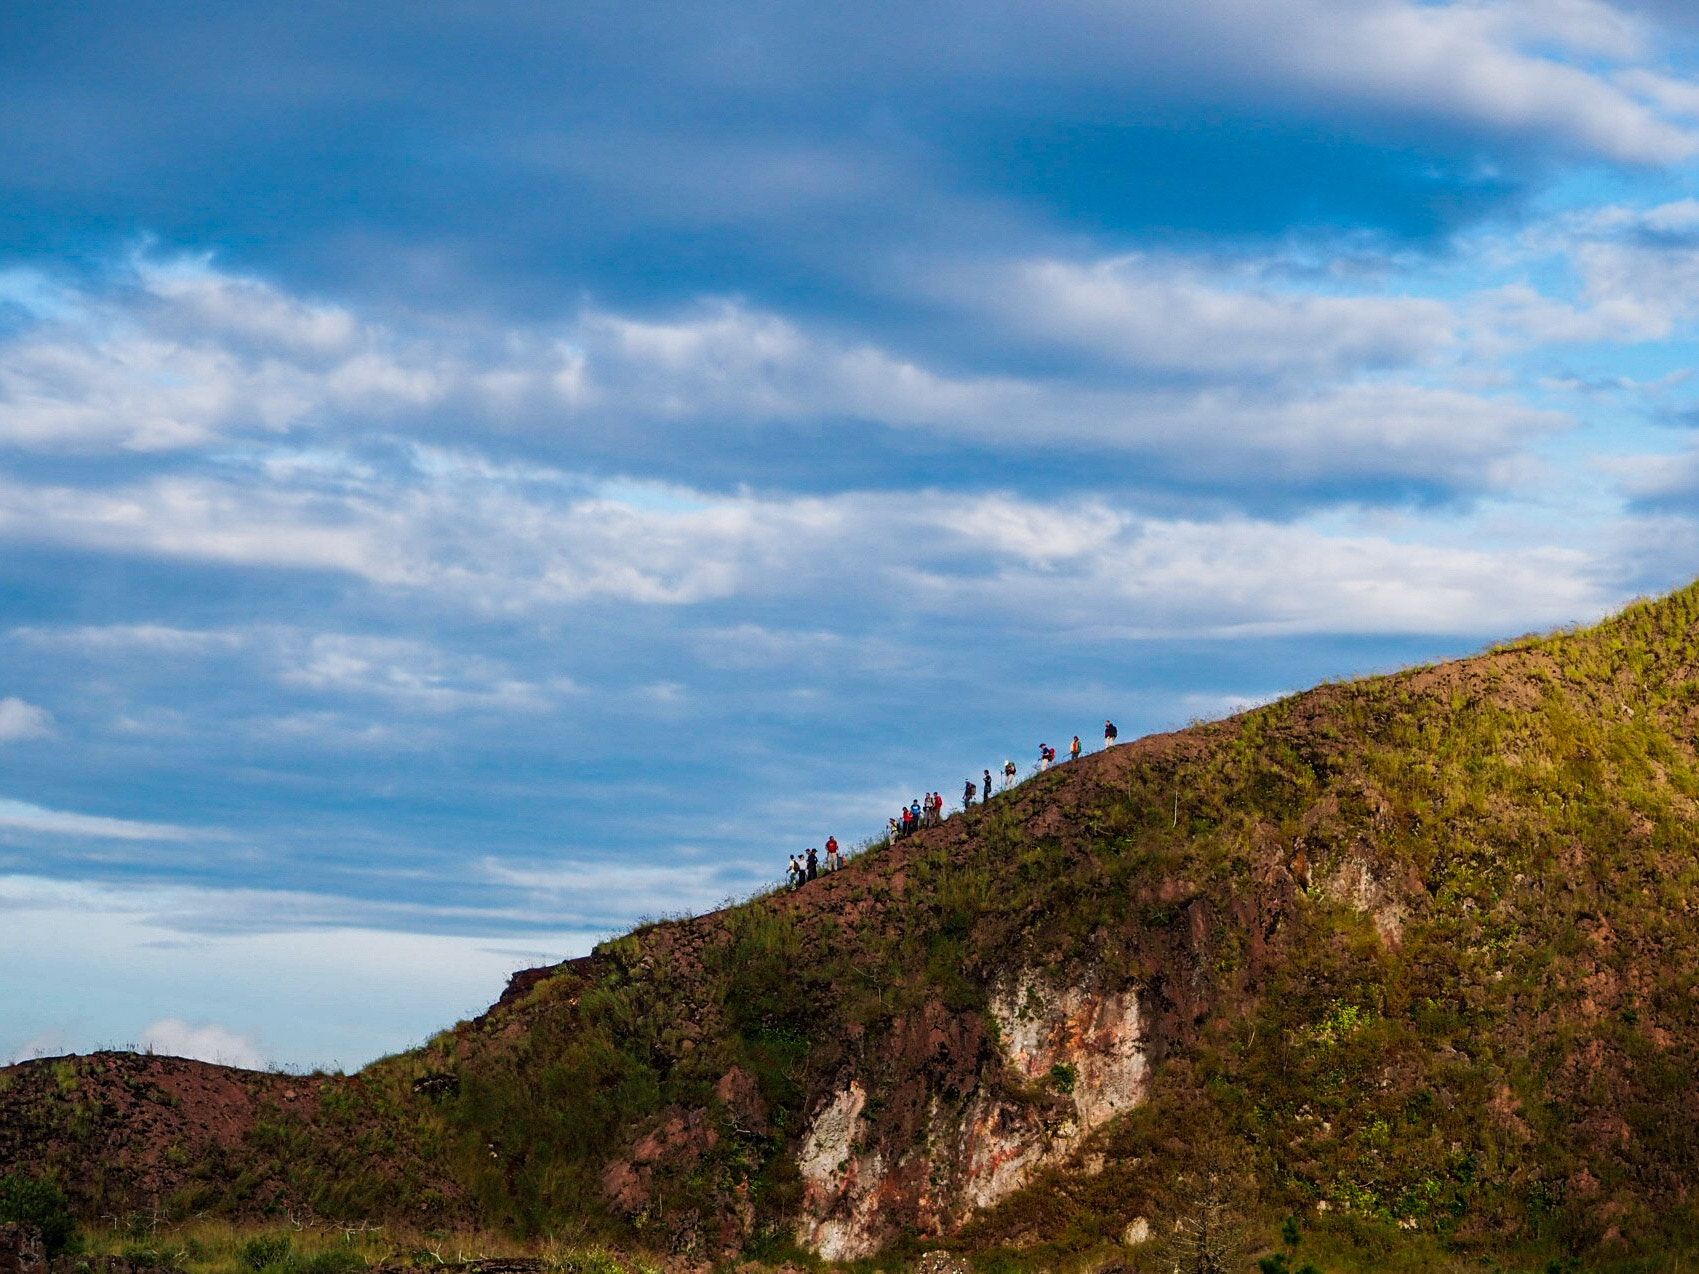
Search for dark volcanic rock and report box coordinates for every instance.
[0,1225,45,1274]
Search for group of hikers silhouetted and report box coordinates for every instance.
[787,721,1119,886]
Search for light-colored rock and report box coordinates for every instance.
[989,972,1148,1131]
[795,1081,889,1260]
[1322,855,1407,945]
[793,969,1149,1258]
[1122,1217,1151,1246]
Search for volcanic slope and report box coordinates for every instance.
[11,584,1699,1266]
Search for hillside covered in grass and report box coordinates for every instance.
[12,583,1699,1271]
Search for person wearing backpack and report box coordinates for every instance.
[963,778,977,809]
[1104,720,1118,748]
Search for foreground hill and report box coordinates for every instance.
[12,583,1699,1268]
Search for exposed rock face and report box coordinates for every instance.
[795,969,1149,1258]
[0,1225,45,1274]
[1321,852,1416,947]
[795,1082,879,1259]
[990,971,1149,1133]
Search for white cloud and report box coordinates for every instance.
[581,300,1559,484]
[10,624,245,655]
[275,633,565,711]
[0,798,190,841]
[964,255,1455,378]
[911,507,1610,637]
[3,1027,75,1065]
[481,857,757,920]
[139,1017,268,1070]
[0,697,54,741]
[0,874,608,1071]
[0,260,571,453]
[1172,0,1697,163]
[1472,198,1699,348]
[0,457,1613,637]
[0,261,1563,498]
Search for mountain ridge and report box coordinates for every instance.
[11,583,1699,1269]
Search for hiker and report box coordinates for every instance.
[888,815,900,841]
[963,778,977,808]
[1104,720,1118,748]
[788,854,804,889]
[806,846,819,881]
[983,769,993,802]
[1070,735,1081,762]
[932,792,943,824]
[1039,744,1051,771]
[825,834,841,870]
[910,798,923,829]
[1002,759,1017,791]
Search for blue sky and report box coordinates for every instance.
[5,0,1699,1070]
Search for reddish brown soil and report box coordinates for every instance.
[0,1051,329,1211]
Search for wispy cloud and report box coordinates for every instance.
[0,799,191,841]
[0,698,54,742]
[139,1017,267,1069]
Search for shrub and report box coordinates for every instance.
[0,1171,81,1259]
[239,1235,293,1271]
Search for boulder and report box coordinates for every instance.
[0,1225,45,1274]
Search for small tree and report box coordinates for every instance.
[1161,1176,1244,1274]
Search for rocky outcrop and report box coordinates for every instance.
[0,1226,45,1274]
[795,968,1149,1258]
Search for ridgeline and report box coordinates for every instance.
[12,583,1699,1271]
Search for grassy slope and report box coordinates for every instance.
[13,583,1699,1270]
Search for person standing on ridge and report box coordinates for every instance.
[806,846,819,881]
[1002,759,1017,791]
[964,778,977,809]
[1070,735,1082,762]
[983,769,993,802]
[1039,744,1051,771]
[788,854,803,889]
[1104,720,1118,748]
[825,835,841,871]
